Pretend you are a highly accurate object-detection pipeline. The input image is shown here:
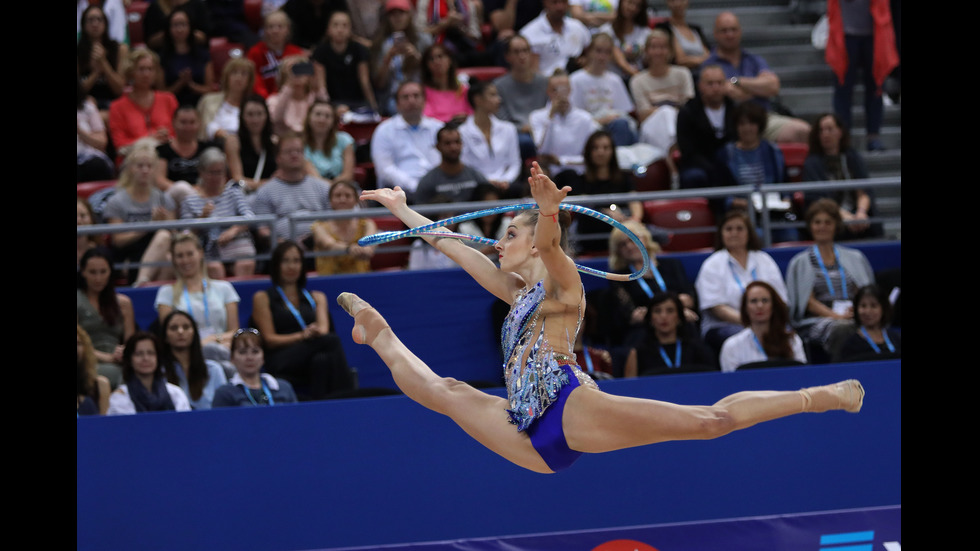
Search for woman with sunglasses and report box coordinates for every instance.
[212,328,299,407]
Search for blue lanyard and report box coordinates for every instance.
[243,381,275,406]
[636,265,667,298]
[659,342,682,368]
[183,279,210,327]
[813,245,848,299]
[581,346,595,373]
[751,332,768,360]
[860,327,895,354]
[728,259,757,293]
[275,286,316,330]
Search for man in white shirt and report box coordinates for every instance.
[528,70,600,175]
[369,80,443,203]
[518,0,592,78]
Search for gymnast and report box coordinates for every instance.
[338,161,865,474]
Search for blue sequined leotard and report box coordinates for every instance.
[501,281,598,472]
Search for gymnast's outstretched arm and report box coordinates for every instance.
[360,186,524,303]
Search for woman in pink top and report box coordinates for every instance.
[420,43,472,124]
[108,47,179,161]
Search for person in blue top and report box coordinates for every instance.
[336,160,866,474]
[158,309,228,410]
[212,328,299,407]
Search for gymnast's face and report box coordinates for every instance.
[495,215,535,270]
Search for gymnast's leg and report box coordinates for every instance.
[337,292,553,473]
[562,379,864,454]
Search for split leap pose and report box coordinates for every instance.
[339,162,864,474]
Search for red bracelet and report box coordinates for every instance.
[540,210,559,222]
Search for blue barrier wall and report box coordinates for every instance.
[117,241,901,389]
[77,360,901,551]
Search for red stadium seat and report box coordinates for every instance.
[340,119,385,148]
[643,198,716,252]
[631,158,670,192]
[210,38,246,82]
[77,180,117,200]
[778,142,809,183]
[244,0,264,33]
[353,162,376,191]
[126,1,150,48]
[369,216,410,272]
[458,66,507,83]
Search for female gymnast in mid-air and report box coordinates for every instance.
[338,162,864,474]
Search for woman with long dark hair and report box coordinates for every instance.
[77,247,137,389]
[158,309,228,409]
[719,280,807,372]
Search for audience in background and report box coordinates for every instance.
[109,48,180,159]
[416,124,491,205]
[107,331,192,415]
[415,0,489,68]
[570,32,638,147]
[198,57,257,143]
[519,0,591,77]
[834,283,901,362]
[675,63,736,189]
[420,43,473,124]
[624,292,718,376]
[77,247,137,390]
[225,94,279,194]
[458,79,523,197]
[78,324,112,416]
[212,328,300,407]
[370,0,432,116]
[78,77,117,183]
[267,56,329,136]
[492,35,549,161]
[598,0,651,80]
[719,280,807,372]
[157,5,215,108]
[158,309,229,409]
[312,181,379,275]
[655,0,710,81]
[529,69,600,176]
[247,10,306,99]
[77,4,128,113]
[311,9,380,115]
[302,100,356,183]
[155,105,217,208]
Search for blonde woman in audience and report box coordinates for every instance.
[101,140,178,286]
[197,57,257,143]
[155,232,241,368]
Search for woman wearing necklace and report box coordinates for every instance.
[720,281,807,373]
[599,220,698,348]
[786,198,875,362]
[624,292,717,377]
[212,328,299,407]
[250,240,357,400]
[107,332,192,415]
[695,209,788,358]
[834,284,901,362]
[155,233,241,372]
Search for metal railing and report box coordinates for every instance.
[78,177,900,276]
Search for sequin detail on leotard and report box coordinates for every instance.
[501,281,596,431]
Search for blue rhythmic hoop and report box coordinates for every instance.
[358,203,651,281]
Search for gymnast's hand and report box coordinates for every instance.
[361,186,407,213]
[527,161,571,216]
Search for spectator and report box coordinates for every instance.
[458,79,524,197]
[414,0,490,67]
[407,199,462,270]
[349,0,386,47]
[155,232,242,369]
[553,129,642,255]
[370,81,444,203]
[825,0,899,152]
[77,197,104,269]
[251,240,357,400]
[246,9,306,98]
[251,131,333,245]
[311,180,379,275]
[719,280,807,372]
[674,63,736,189]
[78,324,112,416]
[212,328,300,407]
[484,0,542,49]
[420,43,474,124]
[77,247,137,390]
[597,0,650,80]
[695,209,789,357]
[179,147,258,278]
[76,0,128,45]
[108,48,180,159]
[197,57,257,143]
[107,332,192,415]
[155,105,218,207]
[785,198,875,362]
[623,292,718,376]
[281,0,350,51]
[492,35,549,161]
[416,124,491,205]
[654,0,710,80]
[629,28,695,184]
[157,5,216,109]
[528,69,600,176]
[77,4,128,113]
[101,141,178,286]
[713,101,798,243]
[569,32,638,147]
[370,0,433,116]
[267,56,329,136]
[158,309,229,409]
[598,220,698,348]
[311,9,380,115]
[519,0,592,77]
[206,0,260,49]
[77,76,116,183]
[834,283,901,362]
[225,94,280,193]
[302,100,356,183]
[802,112,882,241]
[705,11,811,144]
[143,0,213,52]
[568,0,616,32]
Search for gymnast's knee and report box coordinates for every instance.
[698,406,736,439]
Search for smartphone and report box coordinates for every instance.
[392,31,406,45]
